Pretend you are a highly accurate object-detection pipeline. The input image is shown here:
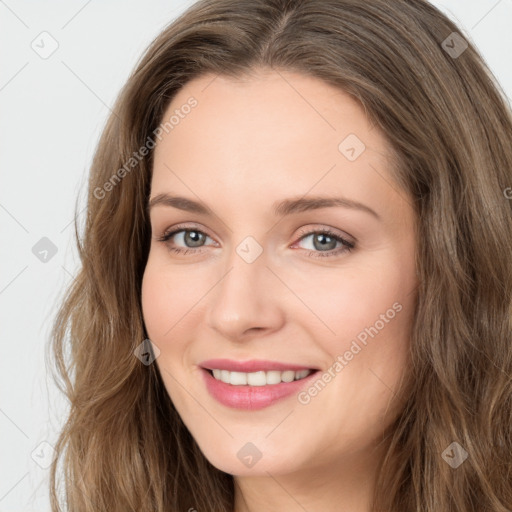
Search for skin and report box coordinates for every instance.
[141,68,419,512]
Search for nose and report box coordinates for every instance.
[205,246,286,341]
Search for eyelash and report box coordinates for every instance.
[156,224,355,259]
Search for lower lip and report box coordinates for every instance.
[201,368,318,410]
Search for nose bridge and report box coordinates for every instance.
[206,238,284,339]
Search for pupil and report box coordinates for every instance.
[185,231,204,247]
[314,234,336,251]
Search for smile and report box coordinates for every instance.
[209,368,313,386]
[199,361,320,410]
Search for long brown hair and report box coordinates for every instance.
[48,0,512,510]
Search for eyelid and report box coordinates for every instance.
[157,222,354,240]
[156,222,217,243]
[157,222,355,257]
[293,224,356,246]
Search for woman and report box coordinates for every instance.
[49,0,512,510]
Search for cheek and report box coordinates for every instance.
[292,254,416,410]
[141,265,167,341]
[141,262,194,398]
[140,255,215,393]
[284,259,408,344]
[141,256,200,342]
[141,257,218,430]
[141,275,179,360]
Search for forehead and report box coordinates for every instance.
[150,69,403,220]
[154,69,380,160]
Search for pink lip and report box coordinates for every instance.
[199,358,317,372]
[200,367,319,410]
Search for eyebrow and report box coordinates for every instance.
[147,193,380,220]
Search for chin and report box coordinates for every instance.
[196,439,305,476]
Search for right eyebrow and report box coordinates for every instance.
[147,194,211,215]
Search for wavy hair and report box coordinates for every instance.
[48,0,512,510]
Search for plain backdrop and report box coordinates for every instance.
[1,1,511,510]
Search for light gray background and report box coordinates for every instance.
[1,1,511,510]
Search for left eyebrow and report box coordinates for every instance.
[147,193,380,220]
[272,195,380,220]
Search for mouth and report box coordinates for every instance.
[198,359,321,410]
[204,368,317,386]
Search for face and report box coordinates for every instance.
[141,68,419,477]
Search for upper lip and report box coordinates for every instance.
[199,358,319,372]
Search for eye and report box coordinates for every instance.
[156,224,355,258]
[156,225,216,255]
[292,227,355,258]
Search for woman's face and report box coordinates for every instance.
[141,68,418,477]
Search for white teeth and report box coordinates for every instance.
[281,370,295,383]
[295,369,310,380]
[247,371,266,386]
[266,370,282,385]
[230,371,248,385]
[210,368,313,386]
